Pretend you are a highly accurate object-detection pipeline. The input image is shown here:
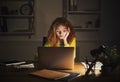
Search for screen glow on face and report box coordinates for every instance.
[56,25,68,40]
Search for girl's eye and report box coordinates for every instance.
[63,30,67,32]
[56,30,59,32]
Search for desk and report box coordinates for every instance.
[0,61,85,82]
[0,61,120,82]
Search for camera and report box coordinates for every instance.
[90,45,106,58]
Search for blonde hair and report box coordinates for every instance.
[47,17,76,46]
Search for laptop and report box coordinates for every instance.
[37,47,74,70]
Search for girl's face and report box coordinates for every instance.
[56,25,68,40]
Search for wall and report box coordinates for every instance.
[76,0,120,61]
[0,0,120,61]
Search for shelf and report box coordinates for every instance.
[0,0,32,1]
[68,10,101,14]
[0,32,34,35]
[0,15,34,18]
[0,0,34,38]
[63,0,101,32]
[73,27,100,32]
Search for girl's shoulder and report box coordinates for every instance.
[44,41,51,47]
[72,37,76,42]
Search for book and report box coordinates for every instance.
[30,69,80,81]
[30,69,70,80]
[5,61,26,66]
[60,72,80,81]
[15,63,34,68]
[1,60,26,66]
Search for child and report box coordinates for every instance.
[44,17,76,59]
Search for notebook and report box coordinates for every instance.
[37,47,74,70]
[31,69,70,80]
[30,69,80,81]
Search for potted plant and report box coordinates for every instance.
[97,45,120,75]
[90,45,120,76]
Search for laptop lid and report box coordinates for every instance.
[37,47,74,70]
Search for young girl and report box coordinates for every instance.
[44,17,76,59]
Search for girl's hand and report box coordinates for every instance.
[63,28,70,44]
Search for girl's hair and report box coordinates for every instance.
[47,17,76,46]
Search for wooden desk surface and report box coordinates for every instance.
[0,61,120,82]
[60,62,86,75]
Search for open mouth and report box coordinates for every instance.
[59,36,64,39]
[59,34,62,37]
